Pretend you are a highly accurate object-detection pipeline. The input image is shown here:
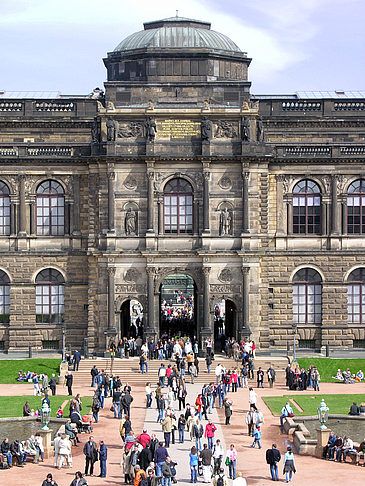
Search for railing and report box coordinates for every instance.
[0,102,23,112]
[0,147,18,156]
[284,146,331,156]
[27,147,74,156]
[34,101,75,112]
[334,102,365,111]
[281,101,322,111]
[340,146,365,155]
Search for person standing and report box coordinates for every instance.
[161,456,174,486]
[206,354,212,374]
[193,418,204,452]
[92,393,101,423]
[283,446,296,482]
[267,366,276,388]
[33,373,41,396]
[145,382,152,409]
[212,439,224,475]
[64,372,73,396]
[257,367,264,388]
[245,407,255,436]
[225,444,237,480]
[58,435,72,469]
[266,444,281,481]
[178,414,186,443]
[213,468,229,486]
[98,440,107,478]
[204,419,217,450]
[83,436,98,477]
[154,441,169,479]
[200,443,213,483]
[73,349,82,371]
[70,471,88,486]
[248,387,257,410]
[49,374,57,396]
[224,398,232,425]
[162,413,172,448]
[90,365,98,387]
[189,446,199,484]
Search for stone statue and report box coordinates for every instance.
[201,116,212,141]
[257,116,264,142]
[106,118,118,141]
[145,116,157,142]
[241,116,250,142]
[91,117,100,143]
[242,100,250,111]
[220,207,232,235]
[125,208,137,235]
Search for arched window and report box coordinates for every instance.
[164,178,193,234]
[36,180,65,235]
[347,179,365,234]
[292,180,321,234]
[0,182,10,236]
[293,268,322,324]
[0,271,10,323]
[347,268,365,323]
[36,269,64,324]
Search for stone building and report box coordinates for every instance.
[0,16,364,354]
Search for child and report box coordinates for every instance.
[56,406,63,418]
[251,426,262,449]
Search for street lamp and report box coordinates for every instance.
[40,402,51,431]
[317,399,329,430]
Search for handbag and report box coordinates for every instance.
[225,457,230,466]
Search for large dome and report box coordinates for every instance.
[114,17,242,53]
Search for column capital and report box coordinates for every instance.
[202,266,211,276]
[146,266,155,276]
[203,171,210,181]
[241,266,250,275]
[107,266,116,276]
[18,174,26,182]
[107,171,115,180]
[242,170,250,180]
[147,171,155,180]
[275,174,286,183]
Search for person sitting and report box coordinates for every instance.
[342,369,353,384]
[65,419,80,446]
[329,435,343,461]
[23,401,31,417]
[57,406,64,418]
[333,369,344,381]
[336,436,356,462]
[349,402,360,416]
[0,438,13,467]
[323,431,337,459]
[356,439,365,466]
[280,402,294,427]
[360,403,365,416]
[356,370,364,382]
[10,439,26,466]
[23,436,40,463]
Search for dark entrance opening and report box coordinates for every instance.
[214,299,236,351]
[160,273,196,338]
[120,299,144,338]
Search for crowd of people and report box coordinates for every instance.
[322,431,365,465]
[333,368,364,383]
[285,364,321,391]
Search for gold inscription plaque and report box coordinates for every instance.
[157,119,200,139]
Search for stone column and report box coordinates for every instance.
[158,196,163,235]
[242,170,250,233]
[72,174,81,234]
[107,171,115,232]
[147,171,155,233]
[241,266,250,338]
[275,175,285,235]
[193,200,199,236]
[107,267,116,331]
[10,199,17,235]
[287,195,293,234]
[146,267,155,332]
[202,266,211,330]
[331,175,341,235]
[18,175,26,235]
[29,196,36,235]
[203,169,210,233]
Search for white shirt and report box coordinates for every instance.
[212,443,224,459]
[233,477,247,486]
[215,365,222,376]
[249,390,257,404]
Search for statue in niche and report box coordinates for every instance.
[125,207,137,235]
[91,117,100,143]
[106,118,118,141]
[145,116,157,142]
[241,117,250,142]
[201,116,212,141]
[257,116,264,142]
[220,207,232,235]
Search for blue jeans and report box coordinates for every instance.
[280,414,287,427]
[141,362,148,373]
[159,377,165,387]
[100,459,107,477]
[286,471,293,482]
[207,365,211,374]
[228,460,236,479]
[91,376,96,387]
[252,438,261,448]
[270,464,279,481]
[163,477,171,486]
[207,437,214,449]
[156,461,164,478]
[208,396,213,413]
[3,452,12,466]
[190,465,198,482]
[218,394,224,408]
[179,428,184,443]
[114,402,121,418]
[146,394,152,408]
[158,349,164,360]
[195,410,202,420]
[313,380,319,391]
[157,409,164,421]
[93,411,99,423]
[181,368,185,377]
[196,437,202,451]
[100,395,105,409]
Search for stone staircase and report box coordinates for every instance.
[72,355,288,386]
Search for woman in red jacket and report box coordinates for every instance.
[204,419,217,450]
[195,394,203,420]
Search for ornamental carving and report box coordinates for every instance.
[124,268,141,282]
[118,122,144,138]
[124,176,137,190]
[115,284,146,293]
[218,269,233,282]
[214,121,238,138]
[218,176,232,190]
[210,284,241,293]
[334,175,347,195]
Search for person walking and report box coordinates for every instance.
[70,471,88,486]
[224,398,232,425]
[212,439,224,475]
[92,393,101,423]
[193,418,204,452]
[90,365,98,387]
[245,407,255,436]
[200,443,213,483]
[213,468,229,486]
[257,367,264,388]
[146,382,152,409]
[49,374,57,396]
[42,473,59,486]
[267,366,276,388]
[248,387,257,410]
[162,413,172,448]
[283,446,296,483]
[83,436,98,476]
[251,426,262,449]
[204,419,217,450]
[206,354,212,374]
[266,444,281,481]
[98,440,107,478]
[58,435,72,469]
[225,444,237,480]
[73,349,82,371]
[178,414,186,443]
[189,446,199,483]
[154,441,169,479]
[161,456,174,486]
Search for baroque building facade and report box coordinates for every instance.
[0,16,365,354]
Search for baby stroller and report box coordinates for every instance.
[80,415,93,433]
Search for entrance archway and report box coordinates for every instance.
[214,299,236,351]
[120,299,144,338]
[160,273,196,338]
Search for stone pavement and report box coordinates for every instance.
[0,367,365,485]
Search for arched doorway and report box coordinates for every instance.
[214,299,236,351]
[160,273,196,338]
[120,299,144,338]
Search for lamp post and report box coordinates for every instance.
[317,399,329,430]
[40,402,51,431]
[292,323,297,363]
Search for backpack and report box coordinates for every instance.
[217,475,224,486]
[139,473,148,486]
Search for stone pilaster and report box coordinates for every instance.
[242,169,250,234]
[275,174,285,235]
[147,170,155,233]
[146,267,155,332]
[203,165,210,233]
[107,171,115,232]
[240,266,251,339]
[107,266,116,332]
[18,174,26,235]
[202,266,211,330]
[331,175,341,235]
[72,174,81,235]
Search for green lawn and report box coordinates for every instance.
[0,358,61,383]
[263,393,365,416]
[0,395,93,418]
[297,358,365,383]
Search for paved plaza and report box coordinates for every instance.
[0,365,364,485]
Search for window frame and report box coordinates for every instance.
[163,178,193,235]
[292,180,321,235]
[36,180,65,236]
[35,269,65,324]
[347,268,365,324]
[292,268,322,325]
[346,179,365,234]
[0,270,10,324]
[0,182,11,236]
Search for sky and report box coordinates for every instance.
[1,0,364,95]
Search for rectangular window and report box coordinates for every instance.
[42,340,59,350]
[299,339,316,349]
[353,339,365,348]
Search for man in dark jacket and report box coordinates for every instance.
[70,471,88,486]
[73,350,82,371]
[139,443,153,471]
[64,372,73,396]
[161,456,173,486]
[122,391,134,418]
[113,388,122,419]
[83,436,98,476]
[266,444,281,481]
[323,432,337,459]
[90,365,98,387]
[98,440,107,478]
[349,402,360,415]
[154,442,169,478]
[0,437,13,466]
